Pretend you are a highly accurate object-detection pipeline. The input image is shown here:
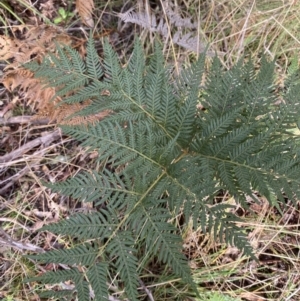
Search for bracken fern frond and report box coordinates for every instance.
[24,37,300,300]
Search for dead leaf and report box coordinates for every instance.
[0,36,17,60]
[76,0,95,27]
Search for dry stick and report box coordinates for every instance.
[0,115,51,125]
[0,227,45,253]
[0,128,62,164]
[139,279,155,301]
[0,134,68,194]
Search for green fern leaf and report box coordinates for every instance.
[25,268,82,284]
[45,170,137,206]
[106,231,139,301]
[102,39,123,87]
[128,39,146,106]
[75,277,90,301]
[87,263,109,301]
[86,36,103,79]
[174,54,206,144]
[40,210,117,239]
[39,289,75,299]
[27,244,97,266]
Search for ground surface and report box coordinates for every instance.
[0,1,300,300]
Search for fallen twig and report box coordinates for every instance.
[0,227,44,253]
[0,115,51,125]
[0,128,62,164]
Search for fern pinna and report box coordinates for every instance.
[25,38,300,300]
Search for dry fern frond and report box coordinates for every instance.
[1,25,110,125]
[3,67,107,124]
[1,26,72,70]
[53,101,111,125]
[118,2,209,54]
[164,2,197,29]
[76,0,95,28]
[0,36,19,60]
[119,2,197,31]
[1,26,69,120]
[3,69,58,111]
[119,7,160,32]
[24,25,71,46]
